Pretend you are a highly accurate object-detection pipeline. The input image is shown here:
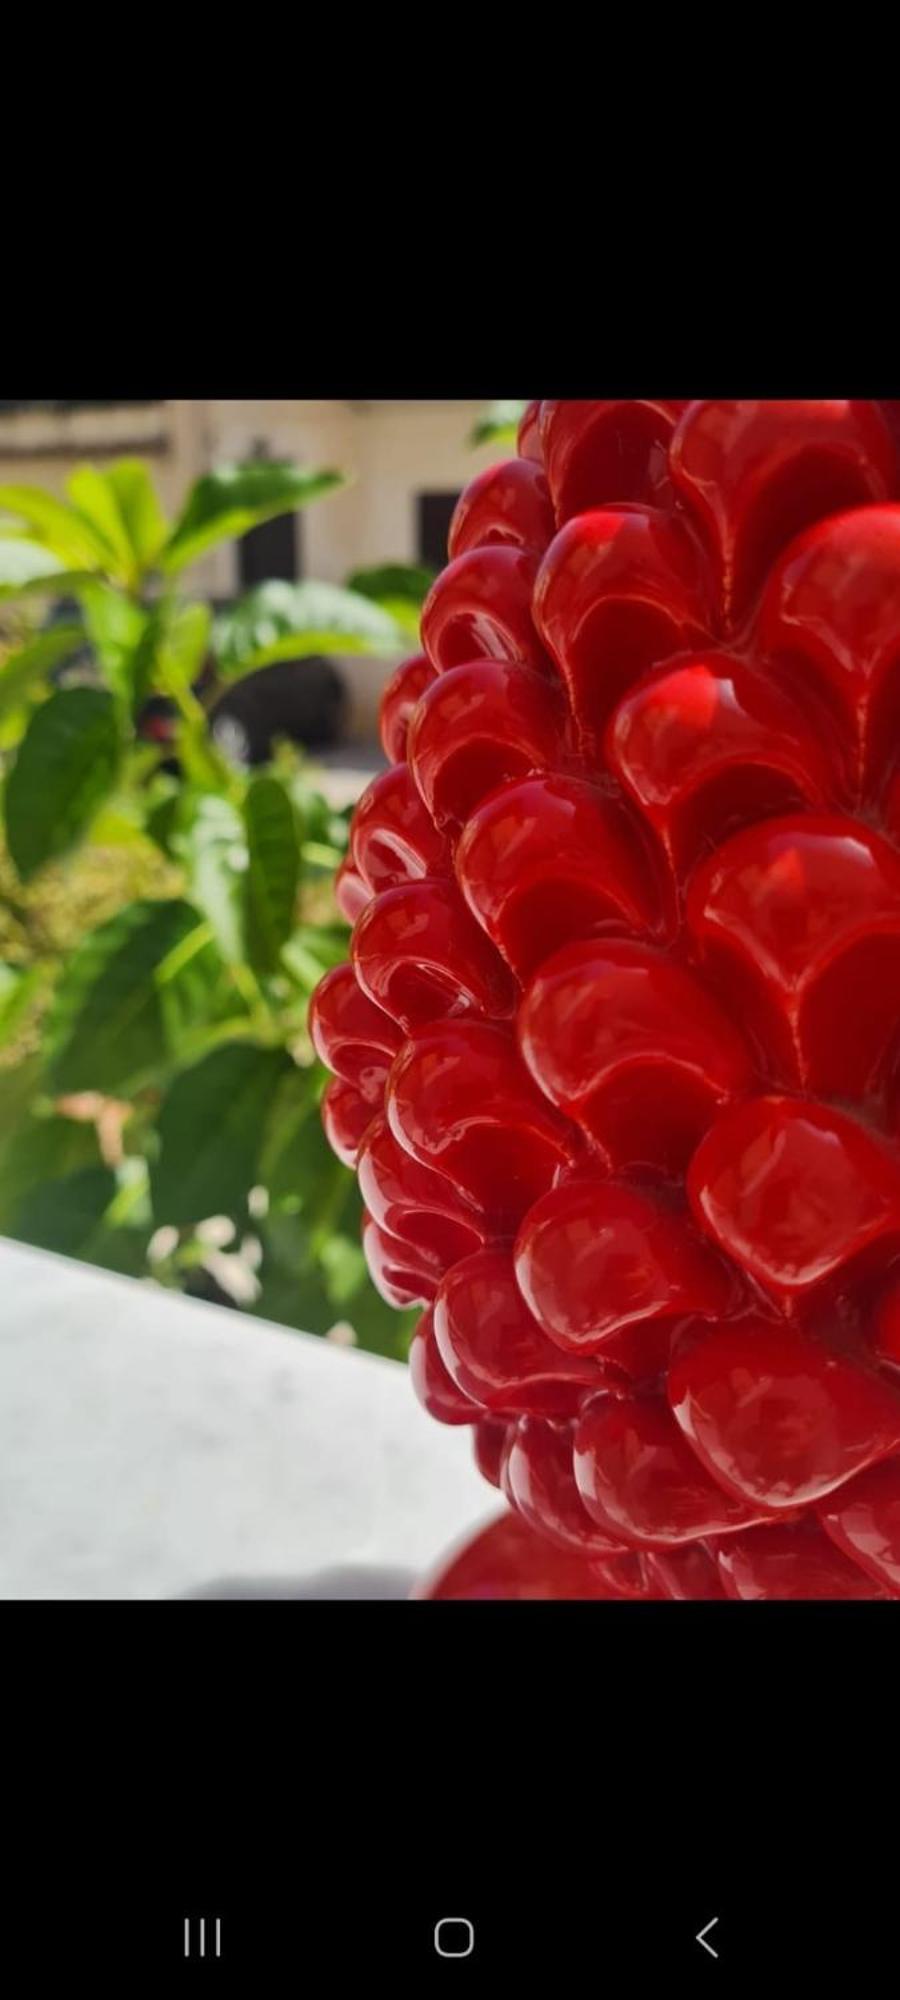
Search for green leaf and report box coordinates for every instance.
[0,483,113,569]
[254,1250,345,1338]
[171,717,231,792]
[9,1163,118,1260]
[101,460,169,570]
[259,1063,331,1207]
[318,1230,367,1305]
[151,1043,290,1226]
[5,687,120,879]
[469,399,529,448]
[0,1111,103,1226]
[0,622,87,719]
[66,465,137,581]
[160,462,343,574]
[255,1199,417,1355]
[212,579,404,678]
[244,776,300,975]
[0,537,95,600]
[45,897,226,1095]
[175,792,248,964]
[155,600,211,692]
[345,562,435,637]
[80,583,155,709]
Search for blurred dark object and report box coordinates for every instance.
[209,657,347,763]
[136,656,347,769]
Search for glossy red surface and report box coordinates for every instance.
[667,1318,900,1507]
[352,876,516,1031]
[456,779,660,983]
[378,653,436,764]
[414,1509,640,1599]
[313,399,900,1597]
[573,1391,771,1546]
[407,660,568,833]
[515,1176,732,1357]
[517,936,752,1171]
[409,1307,481,1424]
[433,1249,618,1417]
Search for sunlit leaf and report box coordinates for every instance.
[0,483,113,569]
[244,776,300,974]
[175,793,247,964]
[160,463,343,574]
[45,898,227,1095]
[0,622,86,719]
[0,537,95,600]
[213,578,404,678]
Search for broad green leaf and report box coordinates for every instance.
[175,793,248,964]
[9,1163,118,1260]
[5,687,120,879]
[79,582,155,709]
[345,562,435,637]
[469,399,529,448]
[155,600,211,692]
[254,1250,347,1338]
[0,537,95,600]
[0,484,113,569]
[0,1111,104,1226]
[66,465,137,580]
[244,776,300,975]
[259,1063,330,1207]
[213,579,404,679]
[160,462,343,574]
[102,459,169,569]
[45,897,226,1095]
[150,1042,290,1226]
[0,622,86,719]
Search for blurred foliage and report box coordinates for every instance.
[0,453,429,1358]
[468,400,529,448]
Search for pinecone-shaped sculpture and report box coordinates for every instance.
[311,400,900,1600]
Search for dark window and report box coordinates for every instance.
[417,491,462,573]
[237,511,301,590]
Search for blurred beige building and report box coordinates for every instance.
[0,400,493,738]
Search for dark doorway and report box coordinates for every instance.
[417,491,462,573]
[237,511,300,589]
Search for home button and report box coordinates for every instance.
[434,1918,475,1958]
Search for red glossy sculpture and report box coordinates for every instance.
[312,399,900,1600]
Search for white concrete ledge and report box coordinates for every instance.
[0,1237,493,1600]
